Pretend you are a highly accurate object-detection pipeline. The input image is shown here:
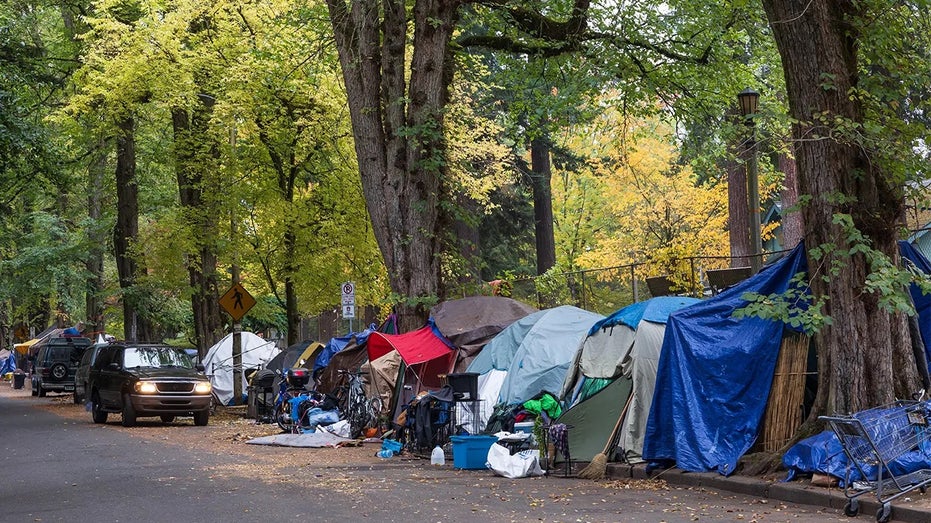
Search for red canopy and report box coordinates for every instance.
[367,325,455,389]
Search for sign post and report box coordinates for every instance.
[341,282,355,331]
[219,282,256,405]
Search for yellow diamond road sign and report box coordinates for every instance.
[219,282,256,322]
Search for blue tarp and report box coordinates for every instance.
[0,353,15,375]
[590,297,702,336]
[900,241,931,369]
[642,245,808,475]
[313,324,376,375]
[784,402,931,484]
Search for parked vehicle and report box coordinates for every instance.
[30,336,92,397]
[86,343,212,427]
[73,343,106,404]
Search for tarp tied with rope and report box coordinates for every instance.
[366,320,456,389]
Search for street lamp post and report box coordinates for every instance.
[738,88,762,274]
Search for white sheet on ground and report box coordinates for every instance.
[246,432,354,447]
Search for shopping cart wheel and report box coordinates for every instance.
[875,503,891,523]
[844,499,859,517]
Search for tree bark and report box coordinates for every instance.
[113,116,153,341]
[85,135,108,336]
[531,136,557,277]
[172,105,223,356]
[727,110,751,267]
[777,148,804,250]
[762,0,919,414]
[327,0,459,331]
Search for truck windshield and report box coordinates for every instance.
[123,347,193,369]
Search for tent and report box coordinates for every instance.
[431,296,537,372]
[202,332,278,406]
[265,340,324,375]
[556,297,700,462]
[0,348,15,375]
[466,305,604,422]
[312,324,377,378]
[366,320,457,410]
[643,245,808,475]
[314,316,398,397]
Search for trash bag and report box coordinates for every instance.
[486,443,545,479]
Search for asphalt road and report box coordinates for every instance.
[1,391,857,523]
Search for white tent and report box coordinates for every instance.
[202,332,278,406]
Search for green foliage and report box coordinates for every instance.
[735,273,830,335]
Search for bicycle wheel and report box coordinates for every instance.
[275,399,294,433]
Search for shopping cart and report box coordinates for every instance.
[821,400,931,522]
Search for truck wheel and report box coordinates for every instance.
[193,409,209,426]
[121,394,136,427]
[37,380,46,397]
[160,415,175,423]
[92,392,108,424]
[31,379,38,397]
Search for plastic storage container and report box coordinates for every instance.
[513,421,534,434]
[450,435,498,470]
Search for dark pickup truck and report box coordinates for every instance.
[86,342,212,427]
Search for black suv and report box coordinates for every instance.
[86,343,212,427]
[31,336,92,397]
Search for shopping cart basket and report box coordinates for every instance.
[821,400,931,522]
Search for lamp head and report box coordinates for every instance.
[737,88,760,122]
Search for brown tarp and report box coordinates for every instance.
[315,340,368,395]
[431,296,537,372]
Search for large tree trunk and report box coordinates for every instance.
[762,0,919,414]
[85,136,108,336]
[172,104,224,357]
[531,136,557,277]
[728,109,751,268]
[113,117,154,341]
[777,148,804,249]
[327,0,458,331]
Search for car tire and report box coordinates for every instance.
[50,363,67,381]
[160,415,175,423]
[193,409,209,427]
[92,392,108,424]
[31,379,38,397]
[37,380,46,397]
[121,394,136,427]
[73,391,82,404]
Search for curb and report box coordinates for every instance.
[604,463,931,523]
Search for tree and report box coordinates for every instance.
[760,0,931,414]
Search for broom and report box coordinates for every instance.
[577,393,633,480]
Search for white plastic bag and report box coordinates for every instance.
[485,443,545,478]
[317,419,351,438]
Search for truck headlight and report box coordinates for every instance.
[194,382,212,394]
[135,381,158,394]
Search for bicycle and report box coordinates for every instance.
[273,367,320,433]
[336,369,383,438]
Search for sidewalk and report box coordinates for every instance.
[606,462,931,523]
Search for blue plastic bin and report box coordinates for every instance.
[450,435,497,470]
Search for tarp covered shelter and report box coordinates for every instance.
[556,297,699,462]
[467,305,604,411]
[313,325,377,377]
[366,320,456,394]
[901,240,931,371]
[643,245,808,475]
[203,332,278,406]
[431,296,537,372]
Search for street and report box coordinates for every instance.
[0,385,855,523]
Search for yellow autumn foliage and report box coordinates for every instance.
[554,106,731,293]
